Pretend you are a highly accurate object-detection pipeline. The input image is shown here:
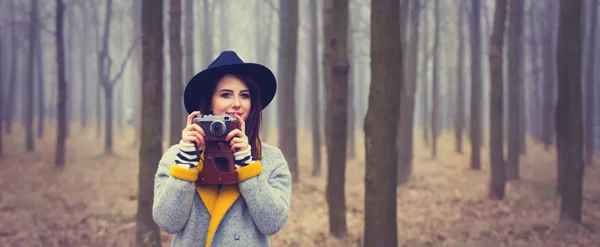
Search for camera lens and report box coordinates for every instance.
[210,120,226,136]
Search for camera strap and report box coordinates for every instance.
[193,142,204,162]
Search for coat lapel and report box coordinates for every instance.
[196,185,218,216]
[204,185,240,247]
[195,140,262,247]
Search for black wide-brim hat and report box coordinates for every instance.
[183,51,277,114]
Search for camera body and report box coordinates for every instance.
[194,114,240,141]
[192,114,241,185]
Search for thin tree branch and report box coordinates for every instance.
[262,0,279,12]
[109,39,139,87]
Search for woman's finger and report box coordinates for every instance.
[230,137,245,146]
[183,135,198,146]
[232,113,245,133]
[190,124,206,137]
[187,111,201,126]
[194,136,202,147]
[225,129,243,141]
[186,114,193,127]
[182,130,192,143]
[192,132,202,141]
[231,143,246,152]
[196,133,205,146]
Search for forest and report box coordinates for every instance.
[0,0,599,246]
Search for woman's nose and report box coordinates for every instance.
[232,96,241,107]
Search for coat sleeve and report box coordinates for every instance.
[152,145,208,234]
[236,148,292,236]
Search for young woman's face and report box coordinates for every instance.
[210,74,252,120]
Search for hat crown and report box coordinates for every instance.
[208,51,245,69]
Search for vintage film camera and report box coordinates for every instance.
[192,114,241,185]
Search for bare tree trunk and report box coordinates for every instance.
[356,55,366,130]
[400,0,409,46]
[470,0,483,170]
[103,87,114,153]
[430,0,440,159]
[518,1,527,155]
[278,0,299,183]
[445,56,455,134]
[518,65,526,154]
[455,0,466,154]
[170,0,184,145]
[398,0,420,185]
[97,0,136,154]
[117,73,124,134]
[529,1,542,143]
[24,0,38,152]
[584,0,597,166]
[256,0,267,138]
[323,0,333,136]
[36,22,45,139]
[203,0,214,67]
[80,4,88,130]
[489,0,508,200]
[184,0,194,89]
[0,13,3,155]
[5,4,17,135]
[49,57,56,121]
[479,0,490,150]
[364,0,401,245]
[325,0,349,237]
[94,0,103,140]
[420,5,429,148]
[507,0,524,180]
[556,0,584,223]
[311,0,322,177]
[131,0,142,147]
[99,0,114,153]
[96,82,102,139]
[542,2,563,194]
[397,0,409,165]
[543,1,557,150]
[55,0,67,167]
[218,0,229,50]
[136,0,164,245]
[347,21,355,160]
[66,9,74,138]
[256,0,274,140]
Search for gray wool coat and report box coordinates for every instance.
[152,142,292,247]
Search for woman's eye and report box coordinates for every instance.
[220,93,231,98]
[241,93,251,99]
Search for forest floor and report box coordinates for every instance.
[0,123,599,247]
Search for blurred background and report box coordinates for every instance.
[0,0,599,246]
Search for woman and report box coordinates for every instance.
[152,51,292,247]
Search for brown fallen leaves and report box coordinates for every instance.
[0,125,599,247]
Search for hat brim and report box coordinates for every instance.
[183,63,277,114]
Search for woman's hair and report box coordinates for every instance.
[197,73,263,160]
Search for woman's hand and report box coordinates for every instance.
[181,111,206,147]
[226,114,249,152]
